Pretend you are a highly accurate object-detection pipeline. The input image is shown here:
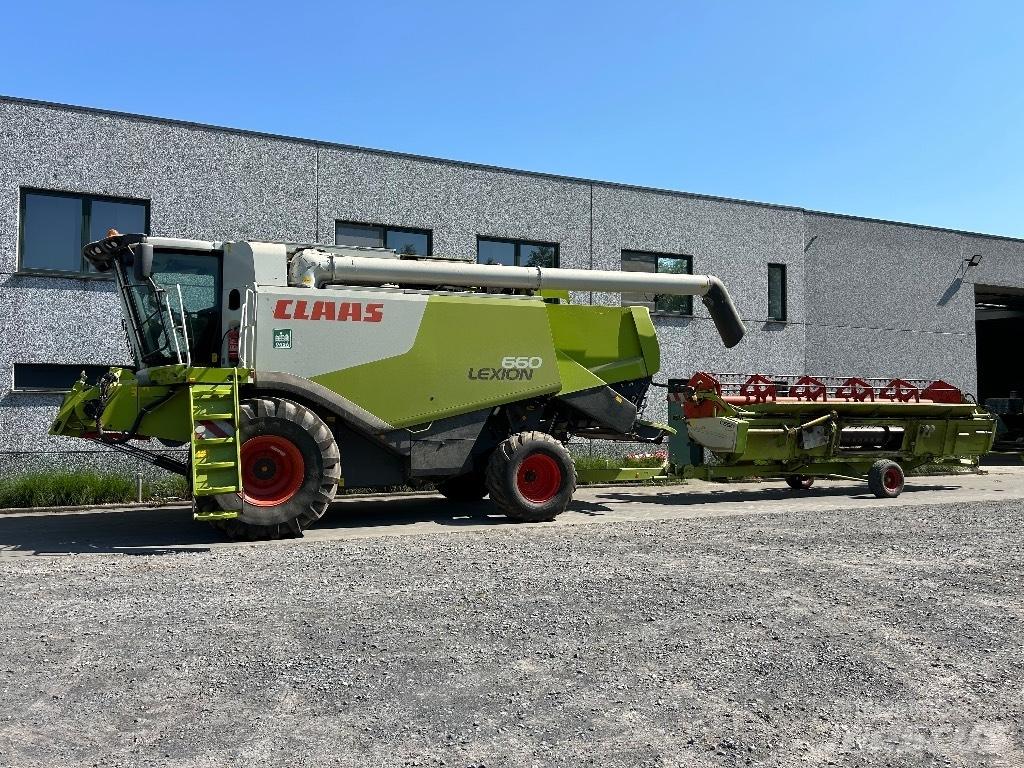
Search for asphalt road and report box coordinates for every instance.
[0,470,1021,767]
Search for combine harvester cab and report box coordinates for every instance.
[668,372,997,496]
[50,231,745,539]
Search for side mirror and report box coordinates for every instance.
[133,243,154,282]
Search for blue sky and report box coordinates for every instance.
[4,1,1023,236]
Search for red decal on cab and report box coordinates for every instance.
[273,299,293,319]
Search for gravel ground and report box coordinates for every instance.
[1,500,1022,767]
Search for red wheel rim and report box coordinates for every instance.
[883,467,902,491]
[516,453,562,503]
[240,435,305,506]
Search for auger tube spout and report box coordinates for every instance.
[289,251,746,347]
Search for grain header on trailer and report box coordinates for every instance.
[580,372,994,494]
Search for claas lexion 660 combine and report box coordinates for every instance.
[51,231,745,539]
[51,232,995,540]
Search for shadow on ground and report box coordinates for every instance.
[0,506,215,557]
[587,482,958,508]
[0,478,962,557]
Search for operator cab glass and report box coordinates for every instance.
[123,249,223,368]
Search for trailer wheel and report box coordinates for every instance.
[785,475,815,490]
[867,459,905,499]
[485,431,576,522]
[437,472,488,502]
[212,397,341,540]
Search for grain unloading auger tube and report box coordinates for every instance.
[287,249,746,348]
[664,372,997,498]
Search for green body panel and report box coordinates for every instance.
[554,349,607,393]
[312,295,563,427]
[627,306,661,378]
[51,366,248,446]
[49,378,102,438]
[545,303,658,394]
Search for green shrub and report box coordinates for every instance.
[0,471,189,509]
[573,456,617,472]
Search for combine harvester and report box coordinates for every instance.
[50,231,743,539]
[50,233,994,538]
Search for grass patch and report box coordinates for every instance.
[0,471,189,509]
[574,450,668,472]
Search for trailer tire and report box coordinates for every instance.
[785,475,815,490]
[437,472,488,502]
[485,431,575,522]
[868,459,904,499]
[212,397,341,540]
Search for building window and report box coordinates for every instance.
[18,189,150,274]
[335,220,432,256]
[768,263,787,321]
[621,250,694,315]
[477,237,558,268]
[13,364,115,393]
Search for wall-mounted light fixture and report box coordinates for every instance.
[955,252,983,280]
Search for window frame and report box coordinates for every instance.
[620,249,695,317]
[335,219,433,257]
[767,262,788,322]
[17,187,151,278]
[476,236,560,268]
[12,363,120,394]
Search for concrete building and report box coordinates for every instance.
[2,95,1022,474]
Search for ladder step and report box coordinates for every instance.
[189,369,242,501]
[194,510,240,521]
[194,484,240,495]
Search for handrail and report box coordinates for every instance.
[162,292,183,366]
[175,284,192,368]
[239,287,257,368]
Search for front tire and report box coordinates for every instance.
[212,397,341,540]
[485,431,575,522]
[785,475,814,490]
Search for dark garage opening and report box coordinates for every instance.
[975,284,1024,445]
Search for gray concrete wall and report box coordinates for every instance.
[800,213,1024,396]
[0,99,317,473]
[3,96,1024,473]
[317,147,591,265]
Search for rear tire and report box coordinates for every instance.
[485,431,575,522]
[437,472,488,502]
[867,459,904,499]
[212,397,340,540]
[785,475,814,490]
